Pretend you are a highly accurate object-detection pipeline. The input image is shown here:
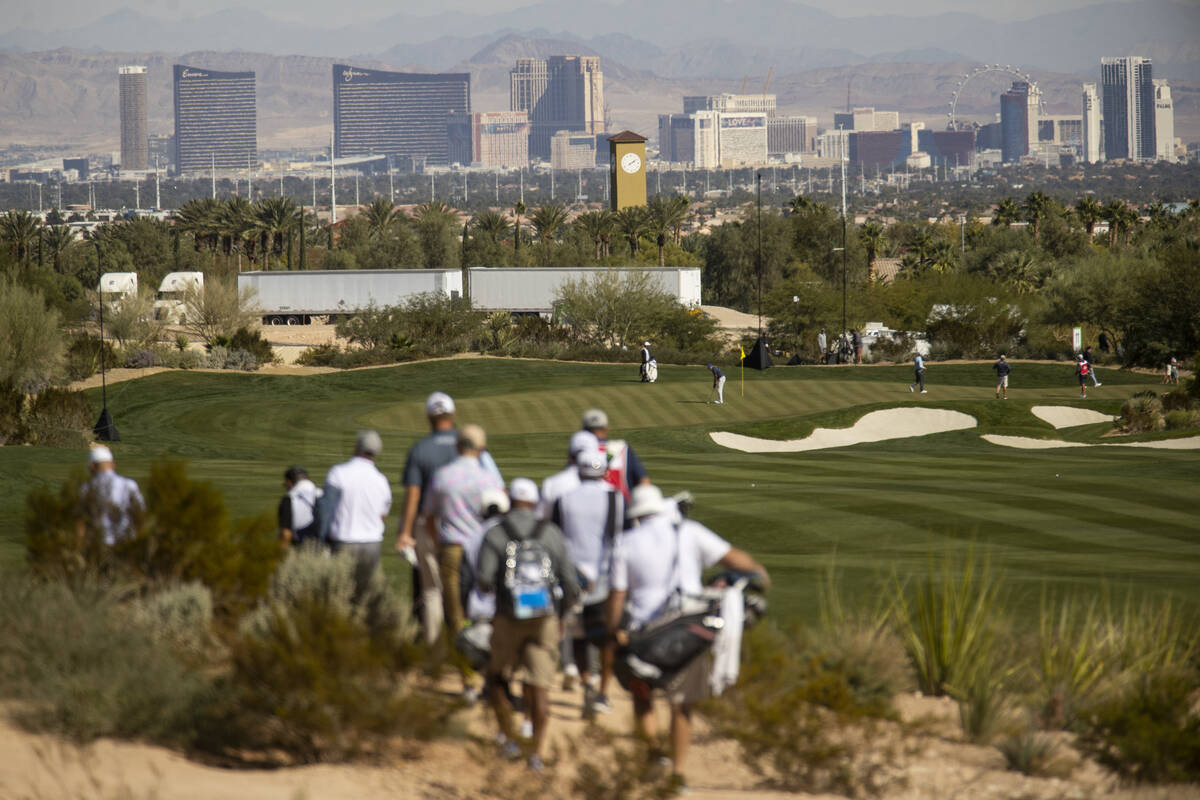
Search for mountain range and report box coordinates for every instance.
[2,0,1198,80]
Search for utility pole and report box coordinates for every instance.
[495,171,499,203]
[464,171,468,203]
[840,153,848,356]
[756,172,763,337]
[551,167,555,201]
[355,173,359,207]
[520,169,524,205]
[155,156,160,209]
[389,160,394,203]
[248,154,253,200]
[430,173,434,201]
[134,179,139,210]
[211,153,216,199]
[330,131,337,224]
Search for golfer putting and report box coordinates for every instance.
[707,364,726,404]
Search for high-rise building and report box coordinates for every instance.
[550,130,598,170]
[118,66,148,171]
[1101,56,1155,161]
[1154,79,1175,162]
[767,115,818,156]
[1000,82,1033,163]
[657,112,719,166]
[849,131,908,169]
[683,94,776,116]
[717,113,768,166]
[172,65,256,173]
[447,111,528,168]
[1081,83,1103,163]
[917,130,975,169]
[510,57,603,160]
[333,65,470,167]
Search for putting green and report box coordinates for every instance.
[1,358,1197,619]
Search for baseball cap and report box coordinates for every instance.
[576,448,607,478]
[356,430,383,456]
[480,488,511,517]
[458,423,487,451]
[581,408,608,430]
[628,484,665,519]
[568,430,600,458]
[89,445,114,465]
[643,341,651,346]
[509,477,539,505]
[425,391,455,416]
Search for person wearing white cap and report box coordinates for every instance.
[397,391,460,644]
[476,477,579,773]
[640,341,652,382]
[552,447,624,718]
[324,430,392,597]
[79,445,144,546]
[580,408,649,503]
[607,484,769,786]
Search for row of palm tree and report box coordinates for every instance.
[467,195,692,266]
[0,209,79,271]
[174,196,304,269]
[992,193,1145,247]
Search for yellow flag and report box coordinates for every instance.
[739,345,745,397]
[739,345,746,361]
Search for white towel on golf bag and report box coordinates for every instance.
[710,585,745,696]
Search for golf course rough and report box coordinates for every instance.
[710,407,978,453]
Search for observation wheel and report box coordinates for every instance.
[946,64,1044,130]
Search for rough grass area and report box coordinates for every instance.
[1,359,1197,622]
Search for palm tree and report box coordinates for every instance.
[992,251,1042,295]
[43,225,75,273]
[473,210,510,243]
[928,240,958,274]
[646,195,690,266]
[860,221,884,283]
[217,196,257,267]
[257,196,301,269]
[529,203,568,266]
[0,210,42,268]
[175,198,222,260]
[907,228,935,266]
[574,210,613,261]
[363,196,403,239]
[1115,204,1139,247]
[1075,196,1103,237]
[992,197,1020,228]
[615,206,647,257]
[788,195,814,215]
[512,201,526,260]
[1146,201,1171,229]
[1023,191,1052,241]
[666,195,690,245]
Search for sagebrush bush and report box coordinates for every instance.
[132,581,215,662]
[1165,409,1200,430]
[0,573,210,745]
[212,549,442,763]
[999,727,1064,777]
[1161,389,1195,412]
[65,334,117,381]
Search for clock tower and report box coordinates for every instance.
[608,130,647,211]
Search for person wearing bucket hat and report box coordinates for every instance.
[79,445,144,546]
[607,484,769,786]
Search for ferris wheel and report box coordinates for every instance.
[946,64,1044,130]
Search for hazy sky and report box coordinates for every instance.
[2,0,1127,30]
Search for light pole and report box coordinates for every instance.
[840,153,848,361]
[756,171,763,338]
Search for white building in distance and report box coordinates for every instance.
[1082,83,1103,163]
[1154,79,1175,162]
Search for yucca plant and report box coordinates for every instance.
[1035,592,1112,729]
[889,550,1004,697]
[999,726,1062,777]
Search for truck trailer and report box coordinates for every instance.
[467,267,702,314]
[237,269,464,325]
[153,271,204,323]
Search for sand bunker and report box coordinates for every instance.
[1031,405,1114,429]
[710,408,977,453]
[983,434,1200,450]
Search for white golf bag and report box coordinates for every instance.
[645,359,658,383]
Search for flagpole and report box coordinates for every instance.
[740,345,745,398]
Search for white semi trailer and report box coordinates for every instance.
[467,267,702,314]
[98,272,138,301]
[153,271,204,323]
[237,269,464,325]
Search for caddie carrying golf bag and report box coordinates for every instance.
[614,599,724,691]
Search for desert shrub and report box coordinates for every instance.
[568,726,683,800]
[1165,409,1200,430]
[122,347,158,369]
[131,581,215,662]
[0,382,26,445]
[1076,670,1200,783]
[104,288,162,350]
[223,348,259,371]
[212,327,275,367]
[22,387,92,448]
[1120,391,1166,433]
[65,334,117,381]
[0,276,66,393]
[653,305,723,352]
[212,548,443,763]
[554,270,677,348]
[889,552,1004,697]
[868,334,916,364]
[183,280,261,346]
[0,573,211,745]
[401,292,484,356]
[26,459,279,615]
[999,727,1064,777]
[296,342,342,366]
[1161,389,1195,412]
[703,622,904,797]
[1034,594,1111,730]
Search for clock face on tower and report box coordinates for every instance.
[620,152,642,174]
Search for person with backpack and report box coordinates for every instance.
[476,477,580,773]
[607,484,769,787]
[553,448,625,719]
[277,465,321,549]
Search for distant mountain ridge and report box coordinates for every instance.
[2,0,1198,80]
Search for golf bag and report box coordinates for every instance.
[455,619,493,671]
[645,359,658,383]
[707,570,769,629]
[614,598,724,692]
